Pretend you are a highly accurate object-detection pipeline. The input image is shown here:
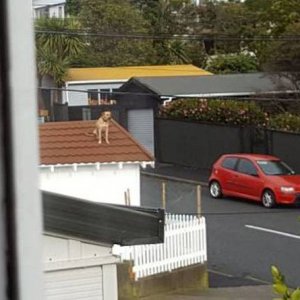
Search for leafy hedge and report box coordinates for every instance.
[160,99,300,133]
[269,112,300,133]
[160,99,269,127]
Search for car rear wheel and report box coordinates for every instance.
[261,189,276,208]
[209,181,222,198]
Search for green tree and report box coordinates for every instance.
[78,0,155,67]
[134,0,207,65]
[206,53,258,74]
[35,17,84,102]
[213,2,250,54]
[65,0,81,16]
[244,0,299,31]
[243,0,300,66]
[263,22,300,98]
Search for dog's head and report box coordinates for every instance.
[101,111,112,121]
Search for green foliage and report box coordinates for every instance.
[35,17,84,85]
[36,18,83,59]
[78,0,155,67]
[212,2,253,54]
[36,0,300,76]
[36,48,69,85]
[65,0,81,16]
[160,99,300,133]
[271,265,300,300]
[137,0,205,65]
[244,0,300,66]
[269,113,300,134]
[160,99,268,127]
[263,23,300,93]
[206,53,259,74]
[244,0,300,36]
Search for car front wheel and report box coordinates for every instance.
[209,181,222,198]
[261,189,276,208]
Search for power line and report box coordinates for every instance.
[38,86,300,101]
[34,29,300,42]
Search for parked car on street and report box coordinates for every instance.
[209,153,300,208]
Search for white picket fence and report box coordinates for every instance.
[113,214,207,280]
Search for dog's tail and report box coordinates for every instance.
[85,129,95,137]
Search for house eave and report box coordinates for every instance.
[40,161,155,172]
[65,79,126,85]
[44,255,120,272]
[165,90,299,99]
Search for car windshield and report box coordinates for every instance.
[256,160,295,176]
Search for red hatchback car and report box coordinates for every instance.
[209,154,300,208]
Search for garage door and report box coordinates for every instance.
[128,109,154,155]
[45,267,103,300]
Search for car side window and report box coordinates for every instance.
[221,157,238,170]
[237,159,258,176]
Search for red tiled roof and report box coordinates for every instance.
[39,120,154,165]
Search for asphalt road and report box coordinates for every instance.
[141,175,300,288]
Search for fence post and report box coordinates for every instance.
[196,185,202,217]
[162,181,166,209]
[127,188,131,206]
[124,191,127,205]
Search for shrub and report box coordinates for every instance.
[160,99,269,127]
[269,113,300,133]
[206,53,259,74]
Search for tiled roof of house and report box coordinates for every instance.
[39,120,154,165]
[65,64,211,82]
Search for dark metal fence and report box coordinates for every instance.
[155,118,300,172]
[269,130,300,173]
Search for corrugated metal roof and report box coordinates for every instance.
[65,65,211,82]
[39,119,153,165]
[123,73,294,97]
[43,191,164,246]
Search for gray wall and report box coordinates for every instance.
[270,131,300,173]
[156,119,242,170]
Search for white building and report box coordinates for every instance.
[63,65,211,106]
[39,119,154,206]
[32,0,66,18]
[43,191,164,300]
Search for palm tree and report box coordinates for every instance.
[35,17,84,106]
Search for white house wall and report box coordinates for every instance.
[65,82,124,106]
[40,163,141,206]
[49,5,65,18]
[44,235,119,300]
[33,5,65,19]
[44,235,114,263]
[45,267,104,300]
